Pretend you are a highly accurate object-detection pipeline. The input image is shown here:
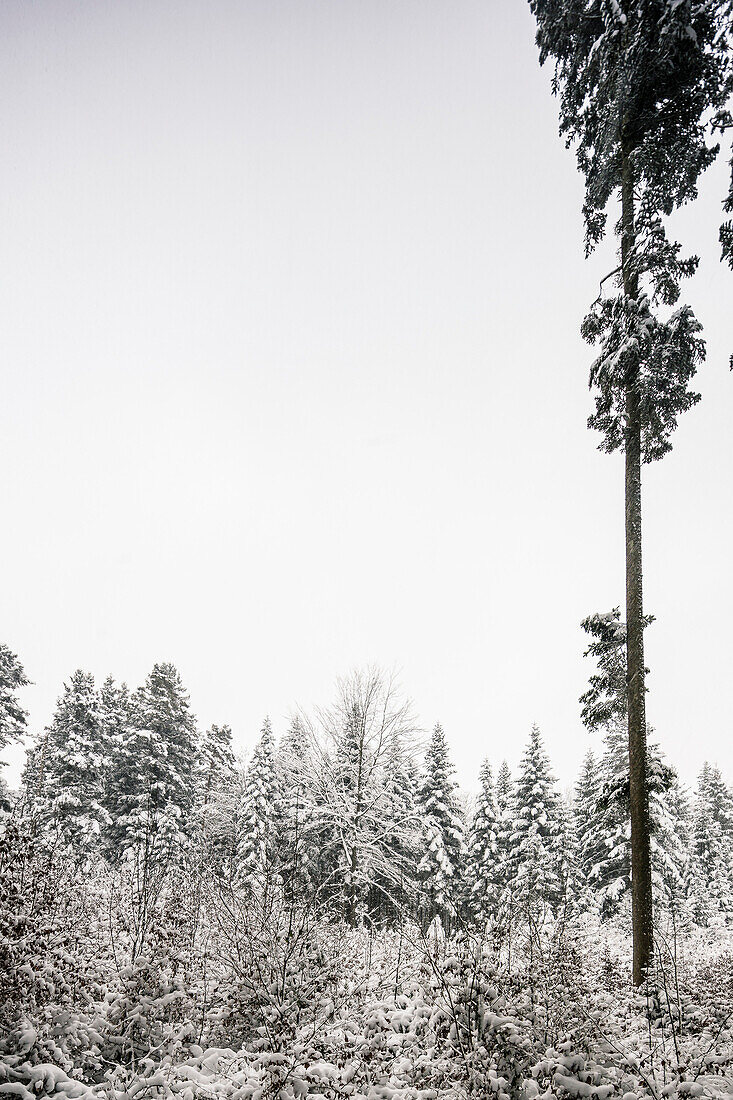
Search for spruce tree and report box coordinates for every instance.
[574,748,599,887]
[494,760,514,904]
[0,644,29,779]
[239,717,282,889]
[582,721,687,918]
[106,663,197,861]
[465,759,500,922]
[99,677,131,831]
[705,764,733,838]
[688,763,733,923]
[198,723,237,809]
[508,725,563,918]
[416,724,465,926]
[649,753,688,911]
[39,670,107,851]
[278,715,317,899]
[530,0,733,984]
[584,722,632,916]
[195,723,238,869]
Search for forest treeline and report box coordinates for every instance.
[3,649,733,1100]
[2,646,731,932]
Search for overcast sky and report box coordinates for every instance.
[1,0,731,793]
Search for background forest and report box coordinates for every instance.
[2,652,733,1100]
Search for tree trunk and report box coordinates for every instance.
[621,140,654,986]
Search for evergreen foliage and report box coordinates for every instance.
[689,763,733,923]
[574,748,599,887]
[4,656,733,936]
[494,760,514,905]
[38,670,107,850]
[279,715,317,898]
[239,717,282,888]
[416,723,465,925]
[532,0,733,984]
[0,643,29,775]
[99,677,131,836]
[530,0,732,459]
[196,723,239,870]
[507,725,564,917]
[106,662,197,861]
[465,759,500,921]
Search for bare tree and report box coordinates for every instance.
[304,668,421,926]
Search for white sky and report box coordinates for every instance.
[1,0,731,794]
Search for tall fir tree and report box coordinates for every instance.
[530,0,733,984]
[416,724,465,926]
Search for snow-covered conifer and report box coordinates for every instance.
[416,723,465,925]
[533,0,733,980]
[194,723,239,870]
[0,644,29,779]
[493,760,514,901]
[278,715,318,898]
[198,723,237,809]
[239,717,282,888]
[105,662,197,861]
[39,670,107,850]
[99,677,130,828]
[688,763,733,924]
[507,725,564,918]
[582,722,687,917]
[574,748,599,885]
[465,759,500,923]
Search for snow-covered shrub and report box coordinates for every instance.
[0,812,108,1091]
